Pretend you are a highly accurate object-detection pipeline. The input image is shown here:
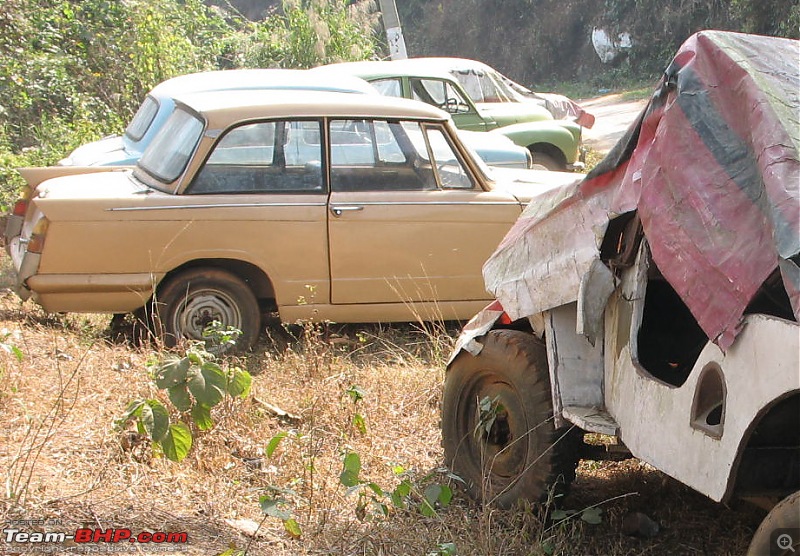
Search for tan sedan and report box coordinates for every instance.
[6,90,580,350]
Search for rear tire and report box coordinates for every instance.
[529,151,564,171]
[442,329,580,508]
[154,268,260,352]
[747,491,800,555]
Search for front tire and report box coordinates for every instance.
[747,491,800,555]
[442,330,580,508]
[154,268,260,352]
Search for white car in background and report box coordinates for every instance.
[59,68,533,170]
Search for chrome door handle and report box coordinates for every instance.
[330,205,364,217]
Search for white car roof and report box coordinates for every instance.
[150,68,378,97]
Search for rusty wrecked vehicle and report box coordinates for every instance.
[441,31,799,554]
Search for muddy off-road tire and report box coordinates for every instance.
[154,268,260,352]
[442,329,581,508]
[747,491,800,556]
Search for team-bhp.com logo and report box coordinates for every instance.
[2,523,188,552]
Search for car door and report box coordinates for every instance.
[181,118,330,308]
[326,118,522,306]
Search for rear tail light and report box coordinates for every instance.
[12,199,28,217]
[26,217,49,254]
[11,186,33,217]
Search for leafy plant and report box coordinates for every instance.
[256,429,305,538]
[340,452,457,520]
[115,324,252,462]
[259,486,302,538]
[474,395,503,440]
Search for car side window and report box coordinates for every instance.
[410,78,471,114]
[422,125,474,189]
[453,70,509,103]
[329,119,437,192]
[188,120,324,194]
[370,78,403,97]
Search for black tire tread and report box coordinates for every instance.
[443,329,581,507]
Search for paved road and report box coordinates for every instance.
[580,93,648,154]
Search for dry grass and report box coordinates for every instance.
[0,287,766,555]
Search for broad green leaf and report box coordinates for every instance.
[581,507,603,525]
[420,499,436,517]
[167,385,192,412]
[154,357,190,389]
[394,480,411,498]
[259,496,291,520]
[227,368,252,398]
[366,482,383,497]
[160,422,193,462]
[550,509,574,521]
[424,484,442,506]
[141,400,170,441]
[283,518,301,538]
[266,432,288,458]
[339,452,361,487]
[115,399,146,429]
[191,403,214,430]
[186,349,205,366]
[187,362,226,407]
[390,491,406,509]
[438,484,453,506]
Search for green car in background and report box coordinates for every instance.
[314,58,587,171]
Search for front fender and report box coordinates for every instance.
[493,120,581,163]
[446,300,508,367]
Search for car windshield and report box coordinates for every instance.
[136,107,204,189]
[451,68,519,103]
[124,95,159,142]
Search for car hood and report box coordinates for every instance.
[58,136,139,167]
[476,102,552,125]
[488,167,583,203]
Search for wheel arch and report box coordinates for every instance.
[158,258,277,312]
[725,390,800,503]
[527,142,568,169]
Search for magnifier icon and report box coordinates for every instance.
[777,533,796,553]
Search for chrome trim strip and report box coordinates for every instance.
[108,200,521,212]
[108,202,328,212]
[341,201,521,207]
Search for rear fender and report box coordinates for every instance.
[18,166,129,190]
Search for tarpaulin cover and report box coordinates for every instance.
[483,31,799,349]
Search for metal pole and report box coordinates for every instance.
[378,0,408,60]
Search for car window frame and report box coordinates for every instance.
[185,117,327,196]
[124,95,161,142]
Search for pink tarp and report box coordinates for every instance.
[483,31,800,349]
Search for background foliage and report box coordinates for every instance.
[0,0,794,209]
[0,0,379,208]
